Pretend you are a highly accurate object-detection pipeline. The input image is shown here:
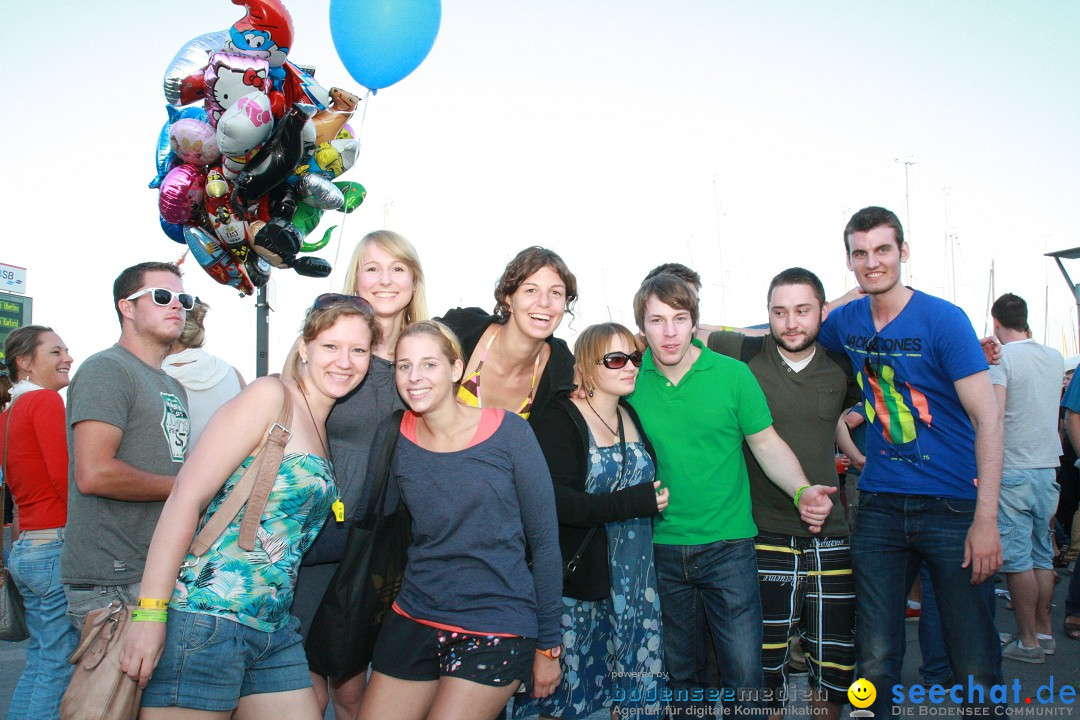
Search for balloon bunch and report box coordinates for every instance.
[151,0,367,296]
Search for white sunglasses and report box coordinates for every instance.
[125,287,196,311]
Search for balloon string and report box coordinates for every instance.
[329,88,373,290]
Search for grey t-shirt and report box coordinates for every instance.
[61,344,190,585]
[988,339,1063,470]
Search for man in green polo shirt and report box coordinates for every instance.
[708,268,858,720]
[629,273,836,717]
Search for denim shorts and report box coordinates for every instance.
[998,468,1059,573]
[141,610,312,711]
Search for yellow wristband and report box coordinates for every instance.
[136,597,170,610]
[130,608,168,623]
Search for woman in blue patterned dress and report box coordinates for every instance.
[121,295,380,719]
[514,322,669,719]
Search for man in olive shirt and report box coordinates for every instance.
[629,273,836,718]
[708,268,858,720]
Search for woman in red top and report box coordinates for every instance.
[0,325,80,720]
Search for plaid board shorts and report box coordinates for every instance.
[755,531,856,706]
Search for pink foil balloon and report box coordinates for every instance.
[158,164,206,224]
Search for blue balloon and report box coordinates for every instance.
[159,216,187,244]
[329,0,441,91]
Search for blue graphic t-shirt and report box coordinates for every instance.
[818,291,987,499]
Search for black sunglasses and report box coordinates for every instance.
[311,293,373,313]
[598,351,643,370]
[125,287,196,311]
[863,334,881,379]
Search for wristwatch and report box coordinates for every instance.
[536,645,563,660]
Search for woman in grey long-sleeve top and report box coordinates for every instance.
[358,321,563,720]
[294,230,428,719]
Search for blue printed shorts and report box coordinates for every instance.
[141,610,311,711]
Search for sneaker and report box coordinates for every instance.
[999,632,1056,655]
[1001,639,1045,664]
[906,604,921,621]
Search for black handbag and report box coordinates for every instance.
[306,411,409,679]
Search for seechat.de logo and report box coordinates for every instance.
[850,678,878,717]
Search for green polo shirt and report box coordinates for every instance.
[629,339,773,545]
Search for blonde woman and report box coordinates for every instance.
[358,321,562,720]
[295,230,429,718]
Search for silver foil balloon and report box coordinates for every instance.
[163,30,229,105]
[297,174,345,210]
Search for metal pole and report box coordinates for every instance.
[256,285,269,377]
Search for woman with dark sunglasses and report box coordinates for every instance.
[513,322,669,720]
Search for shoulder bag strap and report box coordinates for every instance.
[189,380,294,556]
[364,410,405,522]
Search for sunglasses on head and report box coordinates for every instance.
[598,350,643,370]
[125,288,195,311]
[311,293,373,313]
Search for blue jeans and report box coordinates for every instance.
[1066,556,1080,617]
[917,564,951,685]
[853,493,1001,716]
[63,580,140,630]
[654,538,763,716]
[7,532,80,720]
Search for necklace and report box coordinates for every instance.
[585,397,620,445]
[300,388,329,457]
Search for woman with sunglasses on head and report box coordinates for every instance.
[293,230,429,719]
[438,246,576,428]
[121,294,379,720]
[358,320,563,720]
[514,323,669,720]
[0,326,80,720]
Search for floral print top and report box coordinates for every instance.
[171,452,338,632]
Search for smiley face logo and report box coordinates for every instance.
[848,678,877,709]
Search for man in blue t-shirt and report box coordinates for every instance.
[817,207,1003,715]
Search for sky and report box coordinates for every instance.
[2,0,1079,379]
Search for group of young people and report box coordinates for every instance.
[0,204,1036,720]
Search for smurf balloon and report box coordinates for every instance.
[224,0,294,74]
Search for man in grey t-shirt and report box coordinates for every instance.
[61,262,191,626]
[989,293,1063,663]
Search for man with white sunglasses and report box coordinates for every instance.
[61,261,191,626]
